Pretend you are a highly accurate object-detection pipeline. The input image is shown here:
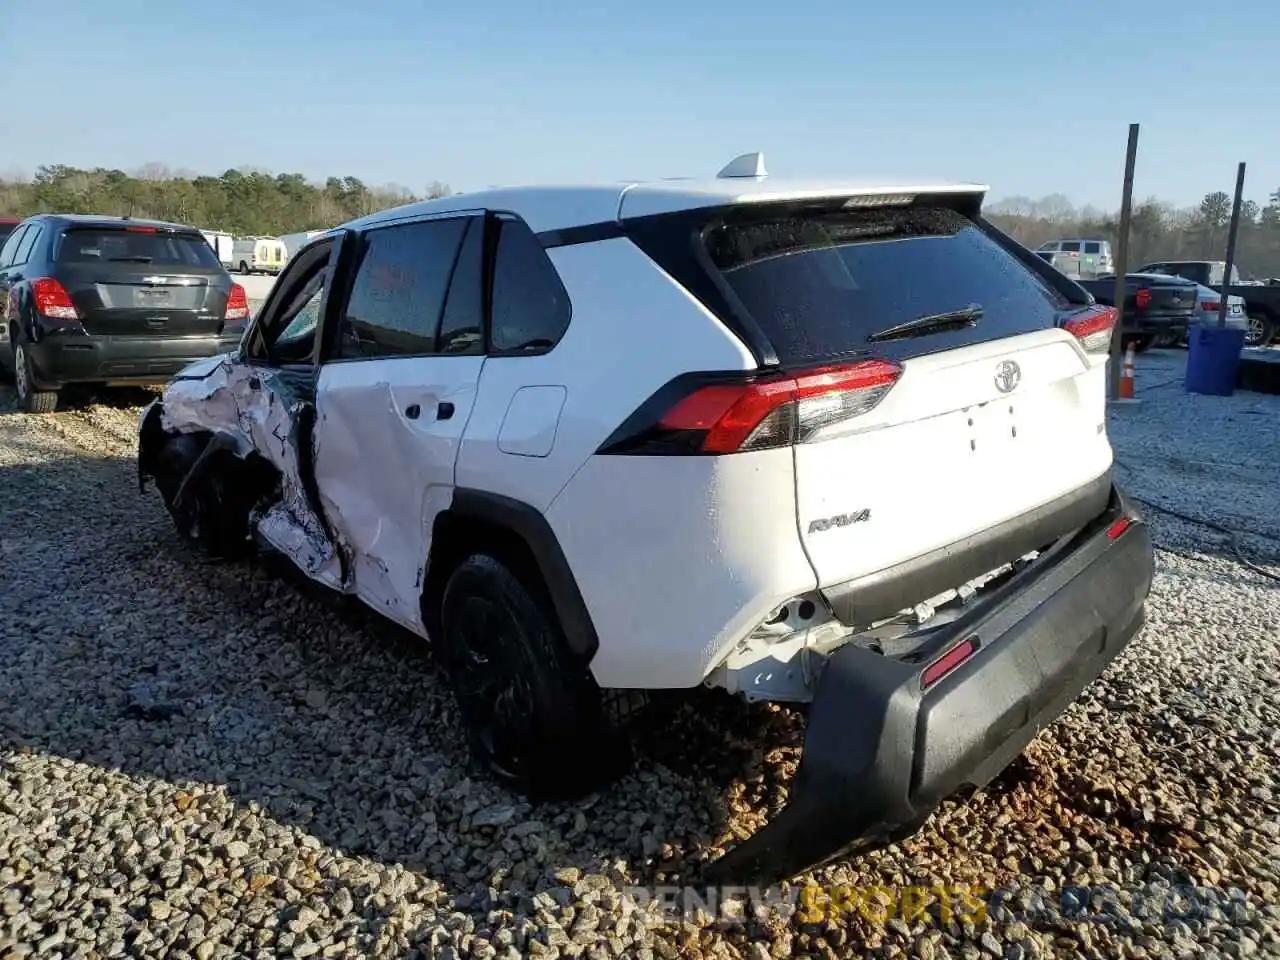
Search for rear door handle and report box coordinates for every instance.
[437,402,454,420]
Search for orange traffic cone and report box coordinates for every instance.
[1119,343,1136,399]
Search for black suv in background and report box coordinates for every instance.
[0,215,249,412]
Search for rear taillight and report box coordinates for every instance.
[1063,304,1116,354]
[601,359,903,455]
[224,283,249,321]
[1201,300,1220,314]
[31,277,79,320]
[1135,288,1152,310]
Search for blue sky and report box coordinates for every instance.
[3,0,1275,211]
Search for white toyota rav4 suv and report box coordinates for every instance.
[137,154,1155,883]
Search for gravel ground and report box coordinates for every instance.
[1,349,1278,959]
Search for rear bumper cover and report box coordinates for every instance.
[703,482,1154,885]
[25,332,242,387]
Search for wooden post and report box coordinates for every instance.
[1218,162,1246,329]
[1109,124,1139,402]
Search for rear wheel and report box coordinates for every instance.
[1246,313,1275,347]
[12,343,58,413]
[437,553,630,801]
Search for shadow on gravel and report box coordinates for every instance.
[0,450,813,908]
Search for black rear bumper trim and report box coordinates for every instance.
[26,333,241,388]
[702,482,1154,886]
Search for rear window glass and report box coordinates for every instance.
[1059,241,1081,252]
[1083,242,1101,254]
[57,229,223,268]
[701,204,1070,365]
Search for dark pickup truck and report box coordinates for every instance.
[1076,273,1199,352]
[1137,260,1280,347]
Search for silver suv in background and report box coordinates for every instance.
[1036,239,1113,278]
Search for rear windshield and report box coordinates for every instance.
[699,204,1071,365]
[1059,241,1081,252]
[56,228,223,268]
[1084,241,1102,254]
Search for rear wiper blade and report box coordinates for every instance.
[865,304,983,343]
[108,256,154,263]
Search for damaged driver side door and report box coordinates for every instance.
[231,232,355,590]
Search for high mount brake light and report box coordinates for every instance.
[1063,305,1116,355]
[224,283,249,321]
[31,277,79,320]
[606,359,903,455]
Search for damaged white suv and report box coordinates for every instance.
[137,154,1155,884]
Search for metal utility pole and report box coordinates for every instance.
[1109,124,1139,402]
[1218,162,1246,329]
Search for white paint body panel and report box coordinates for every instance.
[544,449,818,689]
[312,356,486,630]
[793,330,1112,589]
[454,238,755,512]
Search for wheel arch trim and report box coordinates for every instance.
[427,488,600,661]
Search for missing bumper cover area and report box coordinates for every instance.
[822,470,1115,627]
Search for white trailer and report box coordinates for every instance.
[200,230,235,269]
[279,230,327,259]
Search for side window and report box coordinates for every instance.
[13,226,41,266]
[337,217,469,359]
[246,240,334,366]
[488,216,571,353]
[1059,241,1081,253]
[437,217,484,355]
[0,225,29,268]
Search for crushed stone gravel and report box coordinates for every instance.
[0,349,1277,959]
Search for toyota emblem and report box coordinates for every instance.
[994,360,1021,393]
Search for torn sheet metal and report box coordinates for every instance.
[146,356,346,590]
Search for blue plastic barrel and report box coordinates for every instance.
[1185,326,1246,396]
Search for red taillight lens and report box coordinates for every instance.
[1063,305,1116,354]
[1200,300,1219,314]
[31,277,79,320]
[656,359,902,454]
[224,283,249,321]
[1135,288,1152,310]
[921,636,978,690]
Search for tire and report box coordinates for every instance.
[12,342,58,413]
[153,434,252,560]
[437,553,631,801]
[1246,313,1275,348]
